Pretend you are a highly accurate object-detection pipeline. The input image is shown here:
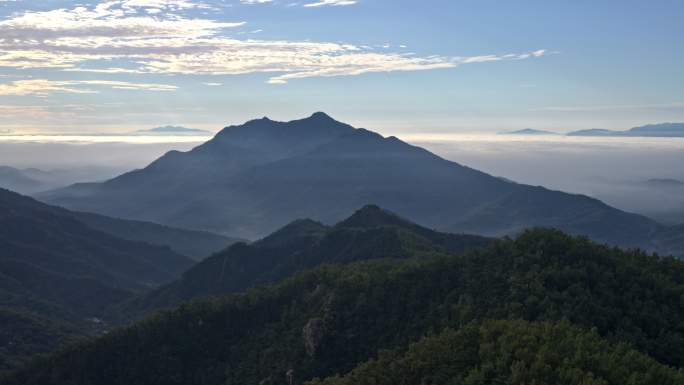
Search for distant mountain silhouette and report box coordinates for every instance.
[41,113,681,255]
[499,128,558,135]
[134,125,213,136]
[628,122,684,136]
[645,178,684,188]
[567,122,684,137]
[113,205,491,321]
[566,128,618,136]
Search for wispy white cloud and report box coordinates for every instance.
[240,0,274,4]
[303,0,357,7]
[268,50,548,84]
[0,2,548,84]
[0,79,177,96]
[239,0,354,6]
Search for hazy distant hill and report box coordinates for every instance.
[566,128,619,136]
[41,113,679,255]
[499,128,558,135]
[0,167,53,194]
[113,205,491,321]
[629,122,684,136]
[0,166,122,195]
[645,178,684,188]
[134,126,213,136]
[567,122,684,137]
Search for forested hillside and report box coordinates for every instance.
[5,228,683,385]
[0,188,194,371]
[112,205,490,321]
[309,320,684,385]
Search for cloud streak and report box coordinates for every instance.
[0,79,177,96]
[303,0,357,7]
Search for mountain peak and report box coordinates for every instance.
[309,111,334,120]
[337,205,414,229]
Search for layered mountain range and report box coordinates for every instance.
[112,205,491,322]
[41,113,683,257]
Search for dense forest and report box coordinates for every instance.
[309,320,684,385]
[4,227,683,385]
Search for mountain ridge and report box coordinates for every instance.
[567,122,684,137]
[40,113,682,256]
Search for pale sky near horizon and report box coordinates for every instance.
[0,0,683,135]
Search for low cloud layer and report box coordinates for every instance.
[417,136,684,225]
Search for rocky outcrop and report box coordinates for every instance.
[302,318,326,357]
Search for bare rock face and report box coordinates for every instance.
[302,318,326,357]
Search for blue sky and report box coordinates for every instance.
[0,0,682,135]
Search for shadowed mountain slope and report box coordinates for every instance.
[0,188,196,370]
[0,188,193,291]
[41,113,679,255]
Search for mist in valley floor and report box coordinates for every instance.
[416,135,684,225]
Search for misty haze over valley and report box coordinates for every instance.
[2,133,682,225]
